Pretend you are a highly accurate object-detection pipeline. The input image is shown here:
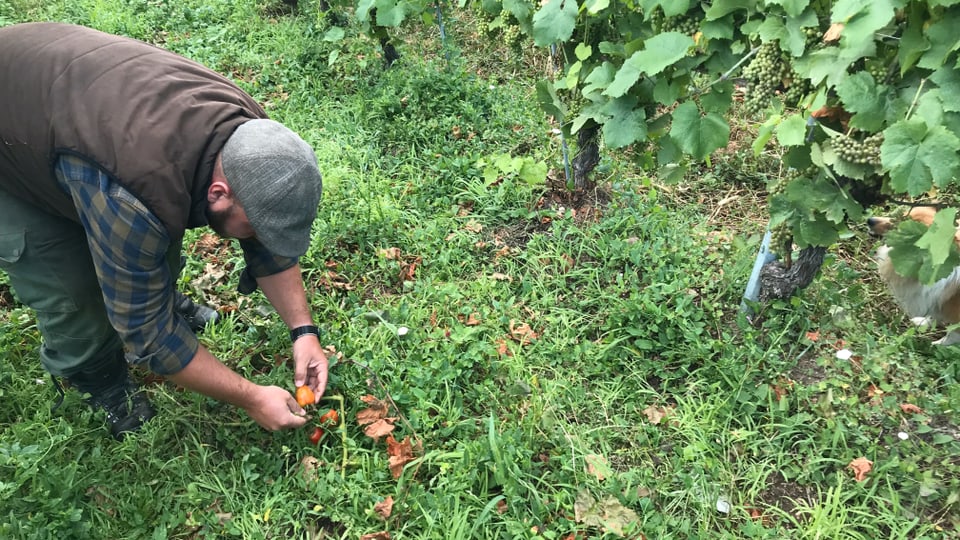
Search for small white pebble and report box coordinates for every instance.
[716,497,731,514]
[35,379,45,385]
[397,326,409,337]
[898,432,909,441]
[835,349,853,360]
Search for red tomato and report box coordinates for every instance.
[309,426,324,445]
[319,409,339,426]
[295,385,315,408]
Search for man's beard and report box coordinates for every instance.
[206,206,232,236]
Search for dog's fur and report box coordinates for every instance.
[867,206,960,346]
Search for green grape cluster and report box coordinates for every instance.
[502,23,522,48]
[834,133,883,166]
[661,14,700,35]
[780,66,809,108]
[742,42,786,116]
[865,62,887,83]
[769,223,793,259]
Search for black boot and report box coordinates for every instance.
[68,353,155,440]
[174,291,219,333]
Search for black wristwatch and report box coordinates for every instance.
[290,325,320,343]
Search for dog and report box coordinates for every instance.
[867,206,960,346]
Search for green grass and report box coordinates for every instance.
[1,0,958,538]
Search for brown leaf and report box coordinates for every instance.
[359,532,391,540]
[642,404,672,425]
[299,456,322,484]
[387,435,417,479]
[357,395,391,425]
[900,403,924,415]
[399,256,422,283]
[805,330,820,342]
[495,499,508,514]
[374,496,394,520]
[464,220,483,233]
[585,454,610,481]
[378,247,402,260]
[364,418,397,441]
[848,457,873,482]
[464,312,482,326]
[490,272,513,282]
[496,339,512,358]
[823,22,844,43]
[509,320,539,344]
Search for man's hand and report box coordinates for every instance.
[293,335,328,401]
[243,385,309,431]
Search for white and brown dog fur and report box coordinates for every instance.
[867,206,960,346]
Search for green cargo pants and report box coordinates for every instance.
[0,187,180,378]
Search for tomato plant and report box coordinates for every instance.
[319,409,339,426]
[308,426,324,445]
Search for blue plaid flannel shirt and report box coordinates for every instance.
[54,154,296,374]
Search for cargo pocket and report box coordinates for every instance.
[0,230,25,267]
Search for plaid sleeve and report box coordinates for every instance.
[54,155,199,375]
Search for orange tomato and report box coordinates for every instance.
[319,409,339,425]
[295,385,315,407]
[308,426,324,445]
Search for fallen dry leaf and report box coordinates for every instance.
[374,496,394,520]
[496,499,508,514]
[464,312,482,326]
[899,403,924,415]
[805,330,820,342]
[496,339,512,357]
[848,457,873,482]
[387,435,417,479]
[359,532,390,540]
[491,272,513,282]
[300,456,321,484]
[509,320,539,344]
[399,256,421,283]
[642,404,672,425]
[357,395,390,425]
[364,418,397,441]
[464,220,483,233]
[585,454,610,481]
[377,247,402,260]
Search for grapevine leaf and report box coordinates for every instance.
[536,80,566,122]
[571,101,605,133]
[882,120,960,196]
[786,175,863,225]
[356,0,376,22]
[669,102,730,160]
[531,0,578,47]
[765,0,809,18]
[918,12,960,70]
[914,90,944,129]
[752,115,778,156]
[699,80,734,114]
[928,0,960,5]
[638,0,692,17]
[582,62,616,95]
[797,214,840,247]
[886,220,960,284]
[575,43,592,61]
[584,0,609,15]
[835,72,886,132]
[794,47,858,89]
[931,67,960,113]
[775,114,808,146]
[897,6,928,74]
[914,208,958,268]
[704,0,758,20]
[757,11,816,57]
[602,97,647,149]
[653,77,682,105]
[503,0,534,30]
[373,0,406,26]
[605,33,693,98]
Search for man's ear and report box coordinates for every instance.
[207,180,231,204]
